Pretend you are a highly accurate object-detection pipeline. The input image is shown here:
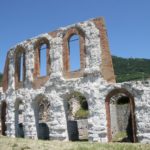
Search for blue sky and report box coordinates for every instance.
[0,0,150,73]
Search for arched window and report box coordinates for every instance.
[34,38,50,78]
[63,27,85,78]
[69,34,80,71]
[15,46,26,84]
[19,53,24,81]
[39,44,47,76]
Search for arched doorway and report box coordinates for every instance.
[105,88,137,142]
[1,101,7,135]
[34,95,50,140]
[65,91,89,141]
[15,99,24,138]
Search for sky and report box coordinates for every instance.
[0,0,150,73]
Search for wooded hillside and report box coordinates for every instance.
[112,56,150,82]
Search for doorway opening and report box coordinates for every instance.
[1,101,7,135]
[105,89,137,142]
[65,91,89,141]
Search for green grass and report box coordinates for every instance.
[112,132,127,142]
[0,136,150,150]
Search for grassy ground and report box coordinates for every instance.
[0,136,150,150]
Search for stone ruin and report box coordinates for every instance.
[0,17,150,143]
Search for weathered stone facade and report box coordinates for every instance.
[0,17,150,143]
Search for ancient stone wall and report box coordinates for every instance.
[0,17,150,143]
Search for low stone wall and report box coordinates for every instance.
[117,104,130,132]
[77,119,88,140]
[110,103,130,137]
[110,104,119,137]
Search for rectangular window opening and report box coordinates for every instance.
[40,44,47,76]
[69,35,80,72]
[19,54,24,82]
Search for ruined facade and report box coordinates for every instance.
[0,17,150,143]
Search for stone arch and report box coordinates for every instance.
[15,45,26,89]
[34,37,50,78]
[33,94,50,140]
[1,101,7,135]
[105,88,137,142]
[64,91,89,141]
[63,27,86,78]
[15,98,24,138]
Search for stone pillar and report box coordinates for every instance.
[87,90,108,142]
[79,21,101,76]
[5,52,16,137]
[48,94,68,140]
[23,94,37,139]
[50,34,63,78]
[24,44,34,88]
[6,100,15,137]
[8,54,15,90]
[134,88,150,143]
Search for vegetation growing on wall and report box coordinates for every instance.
[67,91,89,119]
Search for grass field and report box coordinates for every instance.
[0,136,150,150]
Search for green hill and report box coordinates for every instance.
[112,56,150,82]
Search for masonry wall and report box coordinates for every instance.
[0,17,150,143]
